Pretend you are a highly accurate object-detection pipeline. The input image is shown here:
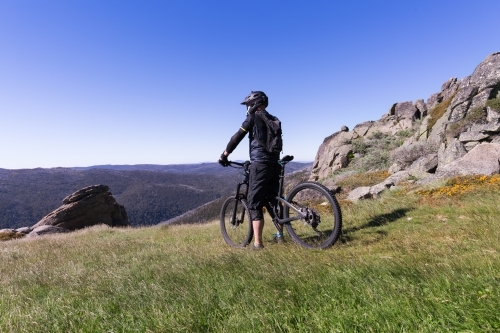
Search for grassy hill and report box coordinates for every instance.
[1,175,499,332]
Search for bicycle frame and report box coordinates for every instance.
[229,156,307,232]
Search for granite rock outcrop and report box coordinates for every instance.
[32,184,129,230]
[310,52,500,201]
[1,185,128,240]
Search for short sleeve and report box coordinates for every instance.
[240,113,254,132]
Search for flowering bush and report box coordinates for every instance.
[416,174,500,197]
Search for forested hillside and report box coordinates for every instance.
[162,165,312,226]
[0,162,310,229]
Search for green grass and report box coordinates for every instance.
[486,97,500,111]
[446,106,487,138]
[1,184,500,332]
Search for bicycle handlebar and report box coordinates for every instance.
[227,155,294,167]
[228,160,250,167]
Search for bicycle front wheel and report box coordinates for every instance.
[284,182,342,249]
[220,197,253,247]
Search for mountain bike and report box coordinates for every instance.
[219,155,342,249]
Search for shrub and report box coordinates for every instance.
[486,97,500,111]
[396,129,411,137]
[368,131,385,140]
[446,106,487,138]
[390,140,440,168]
[0,230,25,241]
[361,149,391,171]
[348,132,407,172]
[351,138,369,155]
[416,174,500,197]
[395,123,420,139]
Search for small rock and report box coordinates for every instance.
[15,227,32,234]
[347,186,372,202]
[27,225,71,237]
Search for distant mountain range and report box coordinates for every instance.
[71,161,311,174]
[0,162,311,229]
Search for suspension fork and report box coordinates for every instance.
[231,177,249,226]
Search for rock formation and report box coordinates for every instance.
[1,184,129,240]
[311,52,500,201]
[33,184,129,230]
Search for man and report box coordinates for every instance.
[219,91,282,249]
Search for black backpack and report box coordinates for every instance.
[255,111,283,154]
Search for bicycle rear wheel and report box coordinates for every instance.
[284,182,342,249]
[220,197,253,247]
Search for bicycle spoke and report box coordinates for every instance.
[284,182,342,249]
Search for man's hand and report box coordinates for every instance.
[218,153,229,167]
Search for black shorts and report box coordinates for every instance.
[247,162,281,221]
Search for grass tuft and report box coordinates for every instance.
[486,97,500,111]
[335,170,390,194]
[446,106,487,138]
[0,230,25,241]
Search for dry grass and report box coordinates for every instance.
[446,106,487,138]
[427,92,457,131]
[390,140,440,168]
[486,97,500,110]
[1,180,499,332]
[335,170,390,194]
[0,230,25,242]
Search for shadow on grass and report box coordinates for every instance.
[341,208,413,243]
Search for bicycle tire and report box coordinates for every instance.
[220,196,253,247]
[284,182,342,249]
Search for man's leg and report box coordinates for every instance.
[253,219,264,246]
[248,163,269,247]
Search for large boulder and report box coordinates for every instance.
[434,143,500,177]
[310,130,356,180]
[406,154,438,179]
[32,185,129,230]
[467,52,500,91]
[389,101,419,119]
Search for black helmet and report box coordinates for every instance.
[240,91,268,108]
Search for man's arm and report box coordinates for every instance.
[223,114,253,156]
[219,114,252,166]
[219,128,247,166]
[224,127,247,156]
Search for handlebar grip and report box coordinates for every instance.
[229,160,249,167]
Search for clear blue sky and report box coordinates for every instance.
[1,0,499,169]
